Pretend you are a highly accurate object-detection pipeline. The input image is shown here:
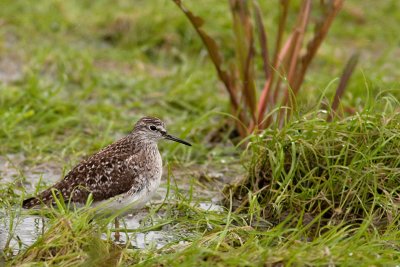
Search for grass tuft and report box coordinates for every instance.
[10,208,124,266]
[228,102,400,233]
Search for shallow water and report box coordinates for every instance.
[0,189,224,254]
[0,154,61,190]
[103,209,178,249]
[0,155,229,254]
[0,212,47,254]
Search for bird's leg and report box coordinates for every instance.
[114,217,120,242]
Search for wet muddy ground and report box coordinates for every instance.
[0,155,239,255]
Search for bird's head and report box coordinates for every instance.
[132,116,191,146]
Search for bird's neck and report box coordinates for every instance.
[128,134,158,149]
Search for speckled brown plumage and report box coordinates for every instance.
[23,117,191,210]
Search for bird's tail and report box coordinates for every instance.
[22,187,61,209]
[22,196,41,209]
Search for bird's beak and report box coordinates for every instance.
[164,134,192,146]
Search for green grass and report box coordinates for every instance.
[229,99,400,228]
[1,0,400,266]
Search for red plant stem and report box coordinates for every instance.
[277,0,311,128]
[272,0,290,71]
[256,0,290,128]
[254,2,271,82]
[293,0,344,94]
[272,33,294,105]
[229,0,256,133]
[172,0,249,136]
[278,0,343,127]
[244,39,257,122]
[287,1,311,88]
[256,33,294,130]
[282,0,311,108]
[327,53,359,122]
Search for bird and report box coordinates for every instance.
[22,116,191,214]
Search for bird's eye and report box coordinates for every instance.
[149,125,157,131]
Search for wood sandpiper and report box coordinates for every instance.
[23,116,191,215]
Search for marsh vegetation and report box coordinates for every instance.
[1,0,399,266]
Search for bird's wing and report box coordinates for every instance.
[23,153,142,208]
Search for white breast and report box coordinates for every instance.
[93,150,163,213]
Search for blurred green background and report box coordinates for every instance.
[0,0,399,164]
[1,1,400,265]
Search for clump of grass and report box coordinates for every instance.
[228,102,400,231]
[4,168,400,266]
[9,207,124,266]
[141,220,400,266]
